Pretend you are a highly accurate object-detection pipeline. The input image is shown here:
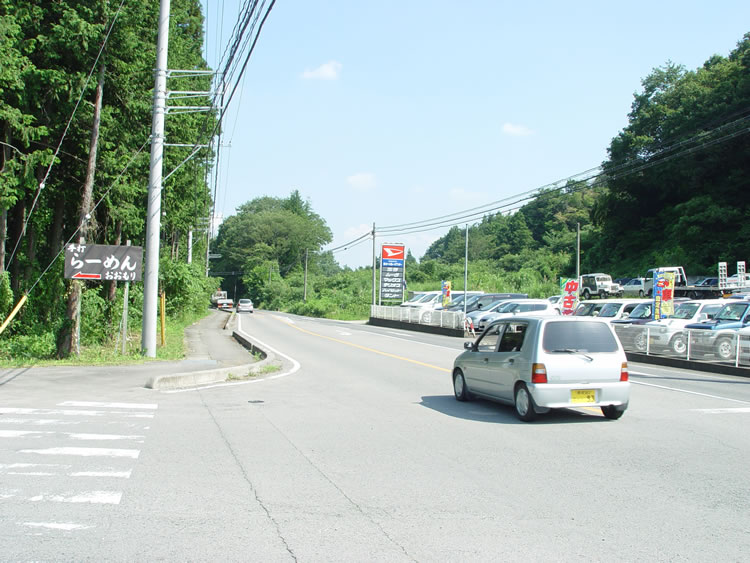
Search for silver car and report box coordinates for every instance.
[452,317,630,421]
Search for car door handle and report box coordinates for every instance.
[507,358,514,364]
[483,357,489,363]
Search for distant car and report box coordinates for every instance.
[611,302,657,351]
[236,298,254,313]
[547,295,562,304]
[452,316,630,421]
[585,299,651,323]
[622,278,649,297]
[477,299,560,331]
[216,298,234,311]
[695,277,719,287]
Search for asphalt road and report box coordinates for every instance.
[1,311,749,561]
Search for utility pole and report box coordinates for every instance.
[303,248,308,301]
[371,223,376,305]
[576,222,581,283]
[142,0,170,358]
[464,224,469,317]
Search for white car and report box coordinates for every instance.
[622,278,649,298]
[400,291,440,308]
[582,299,652,323]
[644,299,724,355]
[477,299,560,331]
[452,316,630,421]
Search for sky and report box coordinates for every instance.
[198,0,750,268]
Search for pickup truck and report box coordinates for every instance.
[643,267,723,299]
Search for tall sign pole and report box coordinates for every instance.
[142,0,171,357]
[464,224,468,317]
[371,223,376,305]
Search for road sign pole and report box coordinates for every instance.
[142,0,170,357]
[121,240,131,355]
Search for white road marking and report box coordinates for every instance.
[70,470,132,478]
[692,407,750,414]
[165,316,302,393]
[0,408,153,418]
[20,522,92,531]
[19,447,140,459]
[631,380,750,404]
[57,401,158,410]
[337,331,352,336]
[0,463,72,470]
[0,431,143,441]
[29,491,122,504]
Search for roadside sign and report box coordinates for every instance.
[208,253,222,259]
[64,244,143,282]
[380,243,406,301]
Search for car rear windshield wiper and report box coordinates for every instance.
[551,348,593,360]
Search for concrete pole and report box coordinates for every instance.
[142,0,170,357]
[303,248,308,302]
[121,240,131,355]
[464,224,468,317]
[187,229,192,264]
[371,223,376,305]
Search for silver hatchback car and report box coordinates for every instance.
[452,316,630,421]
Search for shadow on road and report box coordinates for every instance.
[418,395,607,425]
[0,367,32,386]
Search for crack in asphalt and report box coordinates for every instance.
[199,392,298,562]
[258,414,418,563]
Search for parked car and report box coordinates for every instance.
[547,295,562,305]
[452,316,630,421]
[622,277,649,297]
[477,299,560,331]
[695,277,719,287]
[586,299,651,323]
[216,298,234,311]
[464,299,516,329]
[445,293,528,314]
[400,291,440,308]
[236,298,254,313]
[580,273,623,299]
[611,302,657,351]
[682,301,750,360]
[433,291,484,311]
[644,300,723,355]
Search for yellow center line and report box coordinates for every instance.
[274,317,451,373]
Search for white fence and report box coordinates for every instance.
[613,324,750,367]
[370,305,466,331]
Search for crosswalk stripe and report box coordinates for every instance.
[57,401,158,410]
[0,407,153,418]
[20,522,93,531]
[19,447,140,459]
[28,491,123,504]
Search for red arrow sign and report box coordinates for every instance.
[72,272,102,280]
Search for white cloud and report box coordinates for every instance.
[502,122,534,136]
[301,61,342,80]
[346,172,377,192]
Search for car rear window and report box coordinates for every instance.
[542,321,619,353]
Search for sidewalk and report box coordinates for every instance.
[0,310,260,390]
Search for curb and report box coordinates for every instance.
[144,330,275,391]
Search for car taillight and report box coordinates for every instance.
[620,362,629,381]
[531,363,547,384]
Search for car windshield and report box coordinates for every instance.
[486,299,509,312]
[629,303,653,319]
[715,303,749,321]
[404,294,425,303]
[598,303,623,318]
[543,321,619,353]
[626,279,641,286]
[497,302,518,313]
[575,303,603,316]
[672,303,699,319]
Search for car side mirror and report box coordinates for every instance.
[464,341,474,350]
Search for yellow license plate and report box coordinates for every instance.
[571,389,596,403]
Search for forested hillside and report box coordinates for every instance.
[0,0,217,359]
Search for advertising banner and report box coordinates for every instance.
[560,277,579,315]
[380,244,405,301]
[64,243,143,281]
[441,280,452,306]
[653,271,676,320]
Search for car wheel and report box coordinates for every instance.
[601,405,626,420]
[715,337,735,361]
[582,288,591,300]
[453,370,471,402]
[514,384,537,422]
[634,330,648,352]
[638,290,644,298]
[598,290,606,299]
[670,334,686,355]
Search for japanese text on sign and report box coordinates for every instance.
[64,244,143,282]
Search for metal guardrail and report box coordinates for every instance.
[613,324,750,368]
[370,305,466,331]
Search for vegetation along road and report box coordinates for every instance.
[1,311,748,560]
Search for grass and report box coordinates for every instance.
[0,310,209,368]
[226,362,282,381]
